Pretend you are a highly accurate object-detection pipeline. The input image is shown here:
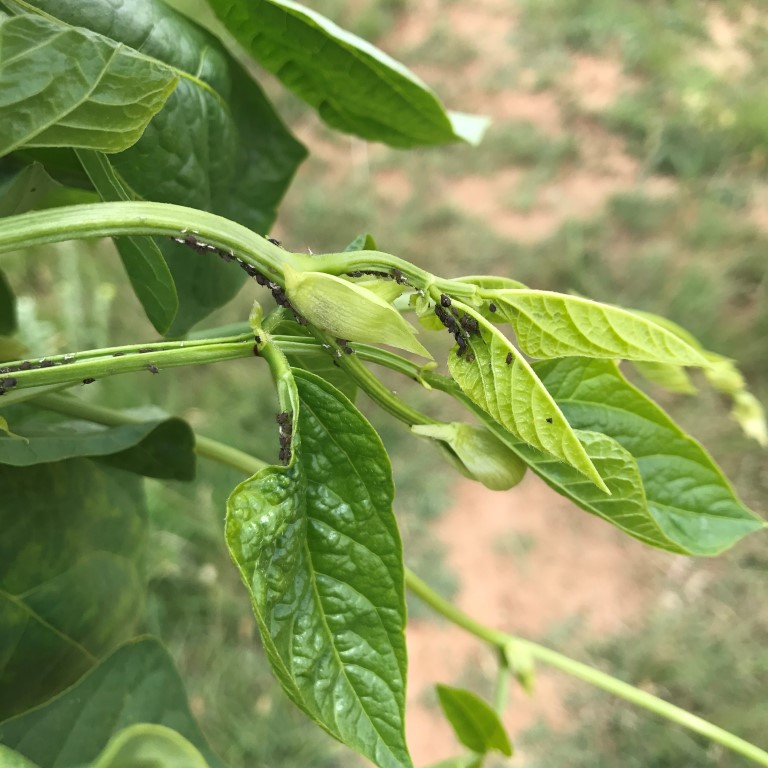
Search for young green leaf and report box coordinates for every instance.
[436,685,513,757]
[631,360,698,395]
[0,638,223,768]
[0,13,177,157]
[206,0,487,147]
[29,0,307,335]
[75,150,178,334]
[0,412,196,480]
[0,746,39,768]
[227,370,411,768]
[490,290,709,365]
[447,308,608,493]
[411,422,526,490]
[536,358,764,555]
[0,460,147,719]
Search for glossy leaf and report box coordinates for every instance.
[207,0,487,147]
[0,460,147,718]
[0,13,177,157]
[436,684,512,757]
[91,725,210,768]
[0,269,14,334]
[0,638,222,768]
[491,290,709,365]
[447,309,608,493]
[31,0,306,335]
[76,150,178,334]
[535,358,764,555]
[0,411,196,480]
[227,370,411,768]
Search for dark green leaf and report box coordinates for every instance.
[76,150,178,334]
[0,460,147,719]
[0,269,15,334]
[0,161,63,217]
[0,13,177,157]
[227,370,411,768]
[91,725,211,768]
[208,0,487,147]
[0,411,196,480]
[31,0,306,335]
[436,684,512,757]
[0,638,223,768]
[536,358,764,555]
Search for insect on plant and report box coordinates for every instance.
[0,2,766,768]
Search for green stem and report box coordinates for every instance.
[405,568,768,767]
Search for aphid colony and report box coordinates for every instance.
[433,293,480,362]
[276,410,292,465]
[171,232,306,324]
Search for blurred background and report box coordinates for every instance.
[4,0,768,765]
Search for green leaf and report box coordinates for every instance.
[535,358,764,555]
[0,269,15,334]
[0,746,39,768]
[0,411,196,480]
[76,150,178,334]
[447,308,608,493]
[0,460,147,719]
[0,638,223,768]
[91,724,211,768]
[30,0,306,335]
[436,685,512,757]
[344,233,378,251]
[0,13,177,157]
[0,161,64,217]
[491,290,709,365]
[631,360,698,395]
[227,370,411,768]
[207,0,486,147]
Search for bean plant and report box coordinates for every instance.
[0,1,766,767]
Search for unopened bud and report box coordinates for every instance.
[412,422,526,490]
[283,265,432,358]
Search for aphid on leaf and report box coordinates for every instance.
[82,378,95,385]
[276,411,292,427]
[489,302,497,313]
[138,348,153,354]
[146,363,159,374]
[440,294,452,308]
[347,271,363,278]
[505,352,513,365]
[545,417,553,423]
[459,315,479,335]
[391,268,408,285]
[254,335,262,344]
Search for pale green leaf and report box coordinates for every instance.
[447,308,608,493]
[492,290,709,365]
[227,370,411,768]
[91,724,210,768]
[631,360,698,394]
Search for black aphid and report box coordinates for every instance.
[138,347,153,354]
[254,335,262,344]
[276,411,292,427]
[82,377,95,385]
[0,368,8,374]
[39,360,55,368]
[465,352,476,363]
[146,363,159,374]
[278,446,292,464]
[18,361,31,371]
[391,268,408,285]
[545,417,553,423]
[505,352,513,365]
[344,346,354,354]
[252,344,260,356]
[347,271,363,278]
[489,302,497,313]
[113,352,125,357]
[266,237,283,248]
[440,294,452,308]
[459,315,479,335]
[1,377,17,388]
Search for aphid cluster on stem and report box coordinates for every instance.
[276,411,293,465]
[345,267,409,285]
[434,294,478,362]
[335,338,354,355]
[171,232,306,324]
[0,376,18,396]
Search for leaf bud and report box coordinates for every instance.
[283,264,432,358]
[412,422,526,490]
